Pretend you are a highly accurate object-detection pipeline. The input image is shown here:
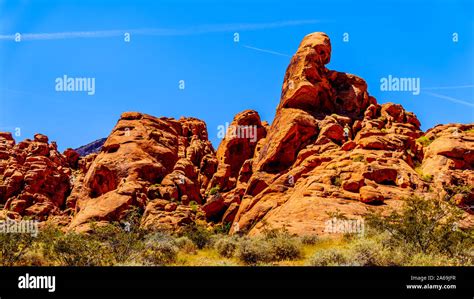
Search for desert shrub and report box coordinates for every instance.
[174,236,197,254]
[353,233,414,266]
[352,155,365,163]
[416,136,433,147]
[140,232,178,265]
[19,251,50,266]
[208,185,221,196]
[206,233,223,249]
[299,234,320,245]
[50,232,111,266]
[0,231,35,266]
[308,249,349,266]
[122,206,144,229]
[414,166,433,182]
[36,225,65,264]
[445,184,473,196]
[189,201,198,212]
[306,232,416,266]
[464,128,474,134]
[345,238,384,266]
[181,224,213,249]
[331,175,342,186]
[421,174,433,182]
[365,196,473,261]
[215,236,239,258]
[236,238,273,265]
[91,224,144,264]
[407,252,459,266]
[214,222,232,235]
[264,231,302,261]
[309,235,410,266]
[326,210,348,220]
[235,229,303,264]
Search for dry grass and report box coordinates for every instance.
[2,197,472,266]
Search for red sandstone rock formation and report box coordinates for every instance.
[226,32,472,235]
[0,32,471,236]
[0,133,76,221]
[67,112,216,231]
[202,110,267,222]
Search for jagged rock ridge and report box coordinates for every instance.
[0,32,472,235]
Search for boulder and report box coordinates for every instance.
[359,186,385,204]
[68,113,216,230]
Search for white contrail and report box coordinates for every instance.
[0,20,324,41]
[242,45,290,57]
[422,85,474,90]
[423,91,474,107]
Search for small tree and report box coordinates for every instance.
[0,232,34,266]
[366,196,472,258]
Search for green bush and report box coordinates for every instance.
[214,222,232,234]
[174,236,197,254]
[236,238,273,265]
[346,238,384,266]
[140,232,178,265]
[420,173,433,182]
[50,232,111,266]
[350,236,410,266]
[308,249,349,266]
[265,232,302,261]
[446,185,473,196]
[365,196,473,261]
[464,128,474,134]
[299,234,320,245]
[331,176,342,186]
[307,195,474,267]
[407,252,458,266]
[91,224,144,264]
[36,225,64,264]
[0,231,34,266]
[352,155,365,163]
[181,224,213,249]
[208,185,221,196]
[189,201,198,212]
[215,236,239,258]
[414,166,433,182]
[416,136,433,147]
[235,230,303,264]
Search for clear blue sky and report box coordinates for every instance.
[0,0,473,151]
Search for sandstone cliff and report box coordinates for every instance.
[0,32,472,235]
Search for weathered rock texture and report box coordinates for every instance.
[225,32,473,235]
[0,32,472,236]
[67,112,216,231]
[0,133,76,221]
